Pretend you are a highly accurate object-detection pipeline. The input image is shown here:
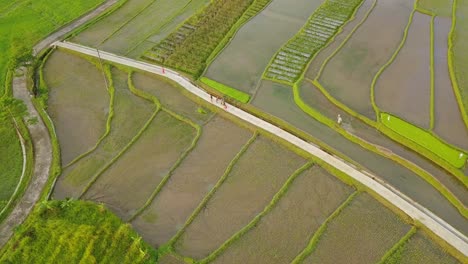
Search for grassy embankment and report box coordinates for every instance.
[0,200,157,263]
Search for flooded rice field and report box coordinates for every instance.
[375,12,432,129]
[132,116,252,247]
[173,136,306,259]
[212,166,353,264]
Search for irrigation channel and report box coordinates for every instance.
[52,41,468,256]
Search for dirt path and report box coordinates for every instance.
[33,0,119,55]
[0,68,52,247]
[53,41,468,257]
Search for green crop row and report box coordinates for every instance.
[263,0,364,84]
[142,0,255,77]
[200,77,251,103]
[381,113,468,168]
[291,191,358,263]
[199,162,314,264]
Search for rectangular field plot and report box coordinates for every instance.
[52,68,155,200]
[204,0,323,94]
[45,50,109,166]
[72,0,156,47]
[417,0,453,17]
[316,0,414,120]
[302,193,411,264]
[132,116,252,247]
[433,17,468,151]
[0,122,22,207]
[132,72,212,125]
[211,166,353,264]
[142,0,254,76]
[82,110,197,221]
[264,0,364,84]
[381,231,461,264]
[99,0,195,55]
[375,12,432,129]
[173,136,306,259]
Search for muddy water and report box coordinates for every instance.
[72,0,155,47]
[252,80,468,235]
[376,12,432,129]
[131,116,252,247]
[305,0,375,78]
[53,68,154,200]
[303,193,410,264]
[433,17,468,151]
[45,50,109,166]
[174,136,306,259]
[299,80,468,206]
[83,111,196,220]
[319,0,414,120]
[212,166,353,264]
[132,72,212,125]
[204,0,324,94]
[389,231,461,264]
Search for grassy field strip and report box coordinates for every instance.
[290,191,358,263]
[381,113,467,168]
[377,227,418,264]
[293,81,468,218]
[262,0,364,85]
[164,132,258,249]
[63,64,115,169]
[142,0,256,77]
[97,0,159,46]
[200,77,250,103]
[197,162,313,263]
[449,0,468,129]
[203,0,273,70]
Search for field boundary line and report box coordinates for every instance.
[447,0,468,130]
[97,0,159,46]
[291,191,359,263]
[199,162,314,263]
[63,64,115,168]
[201,0,274,77]
[165,132,258,248]
[295,80,468,217]
[377,226,418,264]
[53,41,468,257]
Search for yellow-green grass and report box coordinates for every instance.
[381,113,467,168]
[0,200,157,263]
[200,77,250,103]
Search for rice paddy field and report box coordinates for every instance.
[2,0,468,262]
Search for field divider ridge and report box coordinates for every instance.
[52,41,468,257]
[290,191,359,263]
[198,161,314,264]
[376,226,418,264]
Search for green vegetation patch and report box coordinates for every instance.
[263,0,364,84]
[200,77,250,103]
[381,113,468,168]
[142,0,257,77]
[0,200,157,263]
[0,122,22,206]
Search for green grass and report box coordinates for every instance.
[142,0,255,77]
[381,113,467,168]
[200,77,250,103]
[0,200,157,263]
[0,122,23,204]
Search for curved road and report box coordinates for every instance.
[53,41,468,256]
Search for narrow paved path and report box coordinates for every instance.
[33,0,119,55]
[0,68,52,247]
[54,41,468,256]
